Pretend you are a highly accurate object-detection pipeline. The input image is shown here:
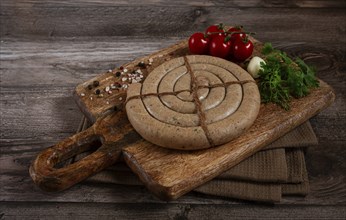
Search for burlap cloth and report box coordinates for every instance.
[75,117,317,203]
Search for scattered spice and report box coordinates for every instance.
[120,66,124,70]
[95,89,101,95]
[87,84,93,90]
[115,71,121,77]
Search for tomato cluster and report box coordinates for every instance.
[188,24,254,62]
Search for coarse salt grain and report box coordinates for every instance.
[149,58,154,63]
[108,69,112,73]
[80,93,85,97]
[105,86,110,92]
[123,68,128,73]
[132,79,138,83]
[108,90,112,94]
[136,69,142,74]
[122,77,128,82]
[119,97,123,101]
[106,101,110,105]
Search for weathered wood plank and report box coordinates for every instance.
[0,87,83,148]
[1,4,345,40]
[0,37,180,87]
[1,202,346,220]
[1,0,345,8]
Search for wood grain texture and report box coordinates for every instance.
[1,202,346,220]
[1,0,345,43]
[1,0,346,218]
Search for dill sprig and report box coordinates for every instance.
[259,43,319,110]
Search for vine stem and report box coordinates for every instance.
[204,31,256,43]
[206,31,256,36]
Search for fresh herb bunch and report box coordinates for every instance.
[258,43,319,110]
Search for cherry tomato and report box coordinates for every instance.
[205,24,225,40]
[188,32,210,55]
[209,35,232,59]
[228,26,246,43]
[232,37,254,62]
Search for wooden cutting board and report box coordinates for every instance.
[30,38,335,200]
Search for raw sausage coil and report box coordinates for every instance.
[126,55,260,150]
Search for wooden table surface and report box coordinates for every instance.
[1,0,345,219]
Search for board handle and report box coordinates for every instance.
[29,124,121,192]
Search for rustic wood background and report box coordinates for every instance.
[1,0,345,219]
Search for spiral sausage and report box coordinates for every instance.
[125,55,260,150]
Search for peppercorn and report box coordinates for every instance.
[87,84,93,90]
[138,61,146,68]
[93,80,100,87]
[115,71,121,77]
[95,89,100,95]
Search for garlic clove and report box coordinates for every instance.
[247,56,266,78]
